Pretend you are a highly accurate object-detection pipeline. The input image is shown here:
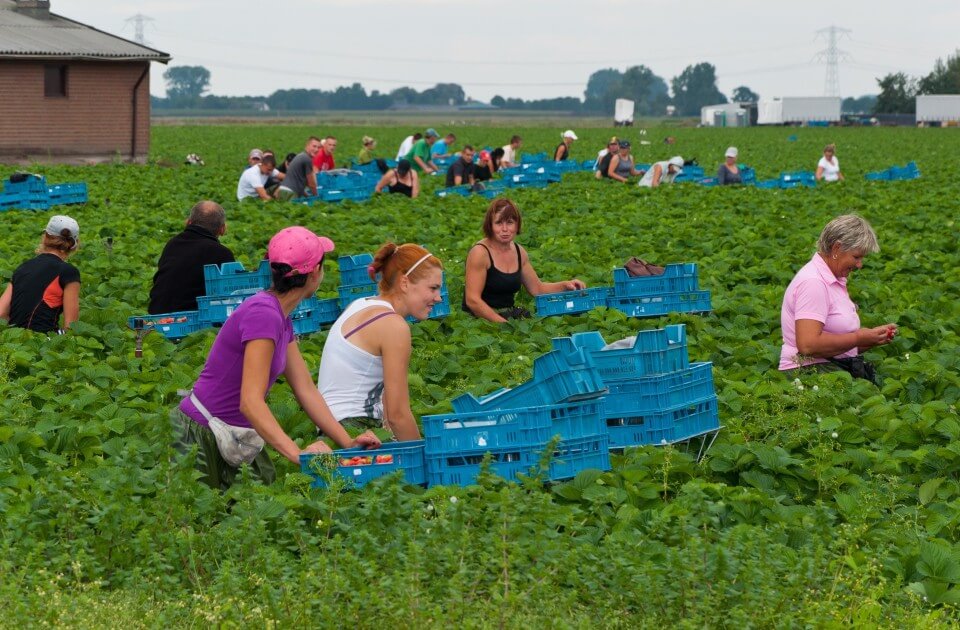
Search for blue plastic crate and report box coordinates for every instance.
[551,325,689,380]
[477,180,509,198]
[423,399,606,455]
[435,185,473,198]
[521,152,547,164]
[337,282,378,310]
[607,290,712,318]
[338,253,375,286]
[535,286,612,317]
[47,182,88,205]
[452,348,606,413]
[127,310,204,341]
[889,164,920,180]
[612,263,699,297]
[197,291,257,326]
[290,296,340,335]
[699,177,719,187]
[740,166,756,183]
[425,435,610,486]
[865,171,891,181]
[4,174,47,194]
[0,192,28,210]
[582,159,599,171]
[553,159,582,173]
[319,188,372,203]
[754,179,780,189]
[203,260,272,296]
[602,362,715,417]
[300,440,426,488]
[780,171,815,184]
[806,120,830,127]
[317,171,369,190]
[606,395,720,448]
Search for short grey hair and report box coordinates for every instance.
[188,200,226,234]
[817,214,879,256]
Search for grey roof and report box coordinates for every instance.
[0,1,170,62]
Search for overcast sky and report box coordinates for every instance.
[54,0,958,103]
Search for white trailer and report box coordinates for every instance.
[756,97,841,124]
[916,95,960,122]
[614,98,635,126]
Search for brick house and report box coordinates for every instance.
[0,0,170,163]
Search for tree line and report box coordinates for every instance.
[156,63,758,116]
[157,51,960,116]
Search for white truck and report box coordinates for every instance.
[916,95,960,123]
[756,97,841,125]
[614,98,635,126]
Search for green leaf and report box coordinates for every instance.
[919,478,945,506]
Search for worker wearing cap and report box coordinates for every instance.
[639,155,685,188]
[405,129,440,174]
[554,130,578,161]
[172,226,380,490]
[0,215,81,333]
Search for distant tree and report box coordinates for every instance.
[618,65,671,115]
[163,65,211,99]
[917,50,960,94]
[874,72,916,113]
[389,86,419,105]
[490,95,506,107]
[418,83,466,105]
[584,68,623,103]
[841,95,877,114]
[730,85,759,103]
[671,63,726,116]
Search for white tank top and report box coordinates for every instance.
[317,297,396,421]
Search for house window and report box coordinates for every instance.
[44,64,68,97]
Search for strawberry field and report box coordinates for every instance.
[2,124,960,626]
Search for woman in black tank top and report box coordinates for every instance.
[462,199,588,323]
[374,158,419,198]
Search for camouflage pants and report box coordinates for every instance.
[170,408,275,490]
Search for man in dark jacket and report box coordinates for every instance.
[148,201,235,314]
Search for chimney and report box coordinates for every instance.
[15,0,51,19]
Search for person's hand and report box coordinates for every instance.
[565,279,586,291]
[302,440,332,455]
[857,324,897,348]
[351,431,382,450]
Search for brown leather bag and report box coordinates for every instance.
[624,257,665,277]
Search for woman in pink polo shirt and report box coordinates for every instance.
[779,214,897,382]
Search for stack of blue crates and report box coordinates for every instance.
[422,347,611,486]
[778,171,816,188]
[128,260,341,340]
[0,174,88,211]
[551,324,720,448]
[337,252,451,322]
[606,263,712,318]
[866,161,920,182]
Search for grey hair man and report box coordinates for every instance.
[148,200,235,314]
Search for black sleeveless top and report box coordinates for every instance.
[387,170,414,197]
[462,242,523,315]
[555,142,569,161]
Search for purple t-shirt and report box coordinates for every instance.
[180,291,294,427]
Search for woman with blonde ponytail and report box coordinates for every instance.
[318,242,444,440]
[0,215,81,333]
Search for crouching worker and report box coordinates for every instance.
[317,243,444,441]
[172,226,380,490]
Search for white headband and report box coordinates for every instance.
[404,252,433,277]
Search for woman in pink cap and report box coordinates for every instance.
[172,226,381,490]
[0,215,81,333]
[318,243,444,441]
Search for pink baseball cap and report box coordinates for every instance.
[267,226,335,276]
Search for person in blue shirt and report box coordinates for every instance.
[431,133,457,158]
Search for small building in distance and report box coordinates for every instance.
[0,0,170,163]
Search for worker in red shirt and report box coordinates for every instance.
[312,136,337,172]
